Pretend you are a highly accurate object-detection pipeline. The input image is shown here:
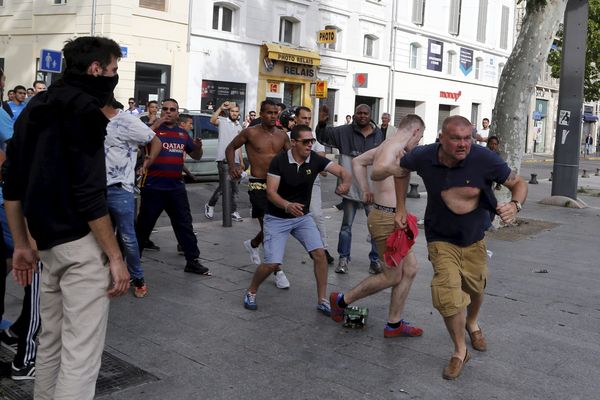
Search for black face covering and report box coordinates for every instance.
[62,72,119,106]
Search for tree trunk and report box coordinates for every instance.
[492,0,568,177]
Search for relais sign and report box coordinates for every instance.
[317,29,337,44]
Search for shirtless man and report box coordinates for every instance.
[226,99,290,289]
[394,115,528,380]
[329,115,425,338]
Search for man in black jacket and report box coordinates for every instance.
[3,36,129,400]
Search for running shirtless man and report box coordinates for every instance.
[226,99,291,288]
[329,115,425,338]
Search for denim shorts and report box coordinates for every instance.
[263,214,324,265]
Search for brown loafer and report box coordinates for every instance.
[442,350,471,380]
[467,328,487,352]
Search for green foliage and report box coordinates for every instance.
[547,0,600,102]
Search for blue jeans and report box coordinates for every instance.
[338,198,379,262]
[107,186,144,280]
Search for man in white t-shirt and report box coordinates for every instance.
[103,99,161,298]
[476,118,490,146]
[205,101,245,221]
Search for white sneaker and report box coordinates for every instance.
[204,204,214,219]
[274,270,290,289]
[231,212,243,222]
[243,240,261,265]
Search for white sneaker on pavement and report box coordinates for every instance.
[274,270,290,289]
[204,204,214,219]
[243,240,261,265]
[231,212,243,222]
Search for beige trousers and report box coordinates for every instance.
[35,232,111,400]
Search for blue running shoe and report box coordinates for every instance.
[244,291,257,310]
[316,298,331,316]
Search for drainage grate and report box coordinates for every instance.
[0,347,158,399]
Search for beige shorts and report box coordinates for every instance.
[427,240,488,317]
[367,208,396,266]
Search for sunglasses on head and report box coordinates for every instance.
[162,107,177,112]
[295,138,316,145]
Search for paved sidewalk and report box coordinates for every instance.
[2,171,600,399]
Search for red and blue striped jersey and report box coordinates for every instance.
[144,124,196,190]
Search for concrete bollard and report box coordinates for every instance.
[582,169,589,178]
[595,168,600,176]
[407,183,420,198]
[549,171,553,181]
[529,173,538,184]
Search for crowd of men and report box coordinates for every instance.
[0,35,529,398]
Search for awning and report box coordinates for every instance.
[264,43,320,66]
[583,113,598,122]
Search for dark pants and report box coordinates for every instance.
[136,186,200,262]
[208,161,239,211]
[11,268,41,368]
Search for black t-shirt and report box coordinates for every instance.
[267,150,332,218]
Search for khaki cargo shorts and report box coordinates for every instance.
[427,240,488,317]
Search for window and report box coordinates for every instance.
[323,25,341,51]
[409,43,421,69]
[499,5,510,49]
[139,0,165,11]
[412,0,425,25]
[448,0,461,35]
[475,57,483,79]
[54,0,67,3]
[279,18,296,44]
[498,62,505,81]
[476,0,487,43]
[363,35,378,58]
[213,4,234,32]
[447,51,455,75]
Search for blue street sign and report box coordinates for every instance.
[40,49,62,73]
[120,46,128,58]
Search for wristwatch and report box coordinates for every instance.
[511,200,522,213]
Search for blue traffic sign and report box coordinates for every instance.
[120,46,128,58]
[40,49,63,73]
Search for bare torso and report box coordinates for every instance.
[372,176,397,208]
[245,125,289,179]
[441,186,480,214]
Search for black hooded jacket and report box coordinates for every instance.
[3,72,117,250]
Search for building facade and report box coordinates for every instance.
[1,0,517,143]
[0,0,190,108]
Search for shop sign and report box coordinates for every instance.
[283,64,316,77]
[439,90,461,101]
[353,73,368,88]
[315,81,328,98]
[317,29,337,44]
[427,39,443,72]
[459,48,473,76]
[268,82,280,93]
[273,52,316,65]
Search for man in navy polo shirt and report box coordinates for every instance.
[393,115,528,380]
[243,124,351,313]
[135,98,210,275]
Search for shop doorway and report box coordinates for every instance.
[437,104,459,132]
[283,83,303,108]
[355,96,380,124]
[134,62,171,109]
[394,100,416,126]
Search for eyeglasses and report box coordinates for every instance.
[295,138,316,145]
[128,101,135,104]
[162,107,177,112]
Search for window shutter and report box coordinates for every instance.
[500,6,509,49]
[140,0,166,11]
[476,0,487,43]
